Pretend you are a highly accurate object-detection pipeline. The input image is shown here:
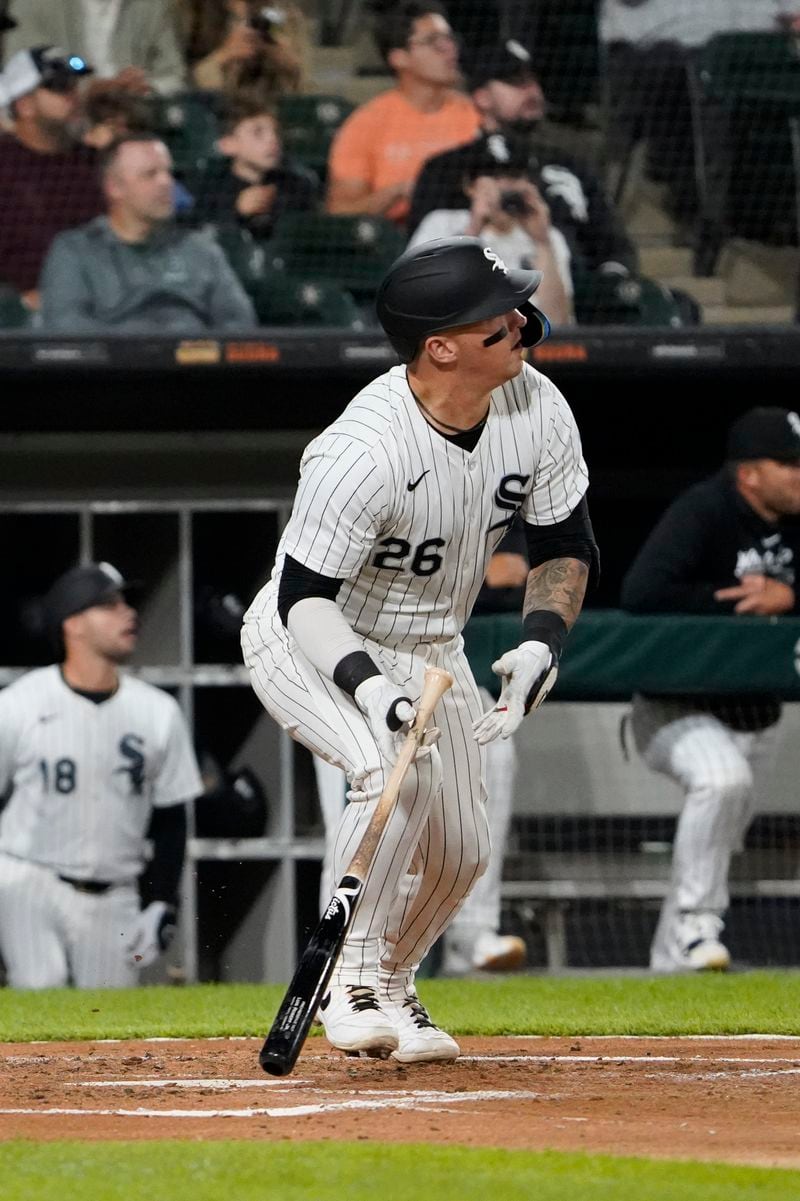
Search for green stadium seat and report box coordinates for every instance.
[276,94,354,179]
[573,271,686,327]
[152,91,221,176]
[687,32,800,272]
[208,225,267,296]
[0,286,31,329]
[252,273,365,328]
[267,213,406,300]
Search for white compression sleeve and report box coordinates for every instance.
[286,597,369,682]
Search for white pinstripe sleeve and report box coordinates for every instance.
[282,436,388,578]
[523,379,588,526]
[151,696,203,809]
[0,687,21,797]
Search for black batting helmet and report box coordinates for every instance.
[376,236,550,363]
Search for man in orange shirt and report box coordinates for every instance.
[326,1,480,226]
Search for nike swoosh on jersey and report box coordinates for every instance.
[38,714,59,723]
[488,516,516,533]
[407,470,430,491]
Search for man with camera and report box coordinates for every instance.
[408,140,573,326]
[408,38,637,279]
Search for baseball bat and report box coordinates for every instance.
[258,665,454,1076]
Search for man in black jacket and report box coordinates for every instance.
[407,38,637,277]
[621,407,800,973]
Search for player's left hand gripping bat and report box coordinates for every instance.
[258,664,454,1077]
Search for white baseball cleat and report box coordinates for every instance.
[651,911,731,973]
[319,984,399,1057]
[381,989,460,1063]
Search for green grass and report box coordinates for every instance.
[2,1142,798,1201]
[1,972,799,1042]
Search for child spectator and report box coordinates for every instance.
[188,96,317,235]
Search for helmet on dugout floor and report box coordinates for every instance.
[375,236,550,363]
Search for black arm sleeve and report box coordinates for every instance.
[277,554,343,627]
[523,495,600,583]
[620,488,736,614]
[142,803,187,909]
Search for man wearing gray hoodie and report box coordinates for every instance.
[40,132,257,333]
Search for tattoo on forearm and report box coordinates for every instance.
[523,558,588,629]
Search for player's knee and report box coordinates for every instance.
[691,759,753,807]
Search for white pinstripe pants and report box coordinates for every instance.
[242,609,490,988]
[630,697,779,951]
[0,852,140,988]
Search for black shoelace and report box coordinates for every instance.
[345,985,383,1013]
[403,995,435,1029]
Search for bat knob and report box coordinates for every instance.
[259,1048,293,1076]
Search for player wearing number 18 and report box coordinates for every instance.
[242,236,598,1063]
[0,562,202,988]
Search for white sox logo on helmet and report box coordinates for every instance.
[482,247,508,274]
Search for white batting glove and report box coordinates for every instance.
[125,900,177,969]
[472,640,558,745]
[354,674,417,765]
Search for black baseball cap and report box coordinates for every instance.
[44,562,138,631]
[462,133,531,180]
[463,38,536,92]
[726,407,800,463]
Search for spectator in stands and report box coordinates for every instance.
[188,95,317,236]
[0,46,103,309]
[408,38,638,278]
[82,88,154,150]
[408,139,573,325]
[39,132,256,331]
[3,0,186,95]
[181,1,309,105]
[326,1,480,226]
[621,406,800,974]
[599,0,800,270]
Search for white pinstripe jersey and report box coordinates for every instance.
[0,667,202,881]
[248,362,588,647]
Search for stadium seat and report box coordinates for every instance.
[0,286,30,330]
[573,271,687,327]
[267,213,406,301]
[276,94,354,179]
[152,91,221,176]
[208,225,267,296]
[251,274,365,328]
[687,32,800,273]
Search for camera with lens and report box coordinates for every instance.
[499,190,530,217]
[248,4,286,40]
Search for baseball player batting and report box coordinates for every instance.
[0,562,202,988]
[242,236,598,1063]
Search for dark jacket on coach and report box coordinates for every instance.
[621,469,800,728]
[408,131,638,274]
[621,469,800,616]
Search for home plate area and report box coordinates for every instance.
[1,1036,799,1166]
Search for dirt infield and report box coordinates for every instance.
[1,1036,798,1167]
